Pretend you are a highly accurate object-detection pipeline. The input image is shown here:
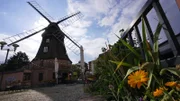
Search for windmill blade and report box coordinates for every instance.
[65,38,80,55]
[58,12,83,28]
[52,30,81,55]
[2,25,44,43]
[28,1,54,23]
[62,29,81,48]
[3,27,46,46]
[56,11,82,25]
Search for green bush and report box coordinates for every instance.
[88,18,180,101]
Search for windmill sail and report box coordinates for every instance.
[2,26,46,46]
[58,12,83,28]
[28,1,54,22]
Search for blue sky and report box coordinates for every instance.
[0,0,180,64]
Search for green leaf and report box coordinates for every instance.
[152,74,160,85]
[117,81,124,95]
[140,62,154,70]
[142,18,146,42]
[109,52,132,73]
[120,39,141,59]
[142,18,154,62]
[140,62,156,88]
[162,89,175,101]
[123,66,139,80]
[118,81,124,90]
[160,68,180,77]
[147,49,154,62]
[109,60,132,67]
[147,71,154,90]
[115,58,125,73]
[153,23,162,69]
[142,18,148,61]
[153,23,162,54]
[144,89,155,100]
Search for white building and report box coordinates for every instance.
[88,60,95,75]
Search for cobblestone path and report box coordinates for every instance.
[0,84,104,101]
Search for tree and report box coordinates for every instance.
[0,51,30,71]
[71,64,81,78]
[78,61,88,71]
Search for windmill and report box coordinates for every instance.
[1,1,84,85]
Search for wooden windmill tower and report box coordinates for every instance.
[2,1,84,85]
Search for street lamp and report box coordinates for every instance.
[0,41,19,63]
[0,41,19,90]
[0,41,7,50]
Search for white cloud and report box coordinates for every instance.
[98,6,119,27]
[0,17,48,62]
[80,37,106,57]
[67,0,117,19]
[63,20,98,63]
[65,0,148,63]
[66,0,116,63]
[66,37,106,63]
[105,0,147,44]
[98,0,132,27]
[69,0,146,46]
[33,17,49,28]
[0,0,149,64]
[63,20,92,40]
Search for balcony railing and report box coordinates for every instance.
[121,0,180,67]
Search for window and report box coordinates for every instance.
[46,39,50,43]
[39,73,43,81]
[23,73,31,81]
[43,47,48,53]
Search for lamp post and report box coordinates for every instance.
[1,43,19,64]
[0,41,19,90]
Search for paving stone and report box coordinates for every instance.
[0,84,105,101]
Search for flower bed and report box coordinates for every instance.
[87,18,180,101]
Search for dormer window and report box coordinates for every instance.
[46,39,50,43]
[43,47,48,53]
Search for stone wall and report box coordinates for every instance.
[0,71,23,90]
[30,59,72,86]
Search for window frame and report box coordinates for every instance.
[43,46,48,53]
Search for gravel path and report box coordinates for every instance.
[0,84,104,101]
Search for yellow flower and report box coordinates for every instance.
[176,84,180,91]
[165,81,177,87]
[128,70,148,89]
[153,87,164,97]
